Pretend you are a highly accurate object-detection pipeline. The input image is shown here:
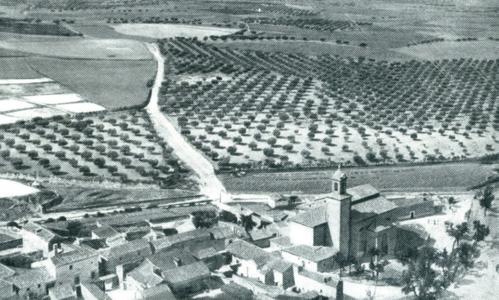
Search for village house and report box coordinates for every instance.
[161,261,210,295]
[91,225,126,247]
[226,239,276,284]
[281,245,336,273]
[151,229,211,253]
[3,266,55,299]
[80,282,111,300]
[48,282,76,300]
[99,238,152,276]
[20,222,64,257]
[0,232,22,253]
[125,262,164,298]
[46,244,99,293]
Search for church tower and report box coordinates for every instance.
[327,166,352,256]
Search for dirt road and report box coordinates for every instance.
[145,43,226,200]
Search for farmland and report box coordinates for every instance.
[219,162,497,194]
[113,23,240,39]
[158,38,499,171]
[26,57,155,109]
[0,110,194,189]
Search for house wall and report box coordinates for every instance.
[233,257,262,280]
[294,270,336,298]
[289,223,314,246]
[393,201,438,221]
[102,247,152,274]
[19,231,50,257]
[273,268,294,289]
[53,256,99,286]
[281,252,318,272]
[313,223,330,246]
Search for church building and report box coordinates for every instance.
[288,167,437,258]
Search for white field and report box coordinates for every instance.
[0,99,34,112]
[0,115,18,124]
[56,102,106,113]
[113,24,240,39]
[394,40,499,60]
[0,78,53,85]
[24,93,83,105]
[6,107,63,119]
[0,179,39,198]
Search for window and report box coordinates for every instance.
[410,211,415,219]
[91,271,96,279]
[74,276,80,284]
[334,182,339,191]
[69,265,73,270]
[37,284,41,288]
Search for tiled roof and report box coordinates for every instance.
[162,261,210,285]
[0,263,15,278]
[249,228,276,241]
[49,282,75,299]
[102,238,151,260]
[143,284,176,300]
[289,206,328,228]
[151,229,211,251]
[127,262,163,288]
[226,240,273,266]
[263,258,293,273]
[348,184,380,203]
[6,267,55,288]
[81,282,111,300]
[22,222,57,242]
[92,225,120,239]
[209,226,236,240]
[283,245,336,262]
[297,268,337,287]
[147,248,197,271]
[51,245,98,266]
[352,195,398,215]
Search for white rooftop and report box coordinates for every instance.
[0,179,39,198]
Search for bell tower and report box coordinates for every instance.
[332,165,347,196]
[327,165,352,256]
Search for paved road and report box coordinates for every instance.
[145,43,226,200]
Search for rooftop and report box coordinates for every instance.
[283,245,336,262]
[51,245,98,266]
[92,225,120,239]
[352,195,398,216]
[263,258,293,273]
[49,282,75,299]
[143,284,176,300]
[127,262,163,288]
[81,282,111,300]
[0,179,39,199]
[162,261,210,285]
[348,184,380,203]
[289,206,328,228]
[102,238,151,260]
[226,239,273,266]
[151,229,211,251]
[297,268,338,287]
[5,267,55,288]
[147,248,197,271]
[249,228,276,241]
[22,222,57,242]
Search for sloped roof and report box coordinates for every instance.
[352,195,397,215]
[102,238,151,260]
[263,258,293,273]
[0,263,15,278]
[49,282,75,299]
[6,267,55,288]
[348,184,380,203]
[283,245,336,262]
[143,284,176,300]
[22,222,57,242]
[80,282,111,300]
[0,179,39,198]
[92,225,120,239]
[51,245,98,266]
[289,206,328,228]
[127,262,163,288]
[151,229,211,251]
[147,248,197,271]
[162,262,210,285]
[249,228,276,241]
[226,239,274,266]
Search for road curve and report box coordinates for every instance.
[145,43,226,200]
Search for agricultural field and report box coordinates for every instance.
[26,57,155,109]
[158,38,499,171]
[45,183,199,212]
[0,110,193,188]
[113,23,240,39]
[0,78,105,124]
[0,37,151,60]
[0,57,38,79]
[219,162,498,194]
